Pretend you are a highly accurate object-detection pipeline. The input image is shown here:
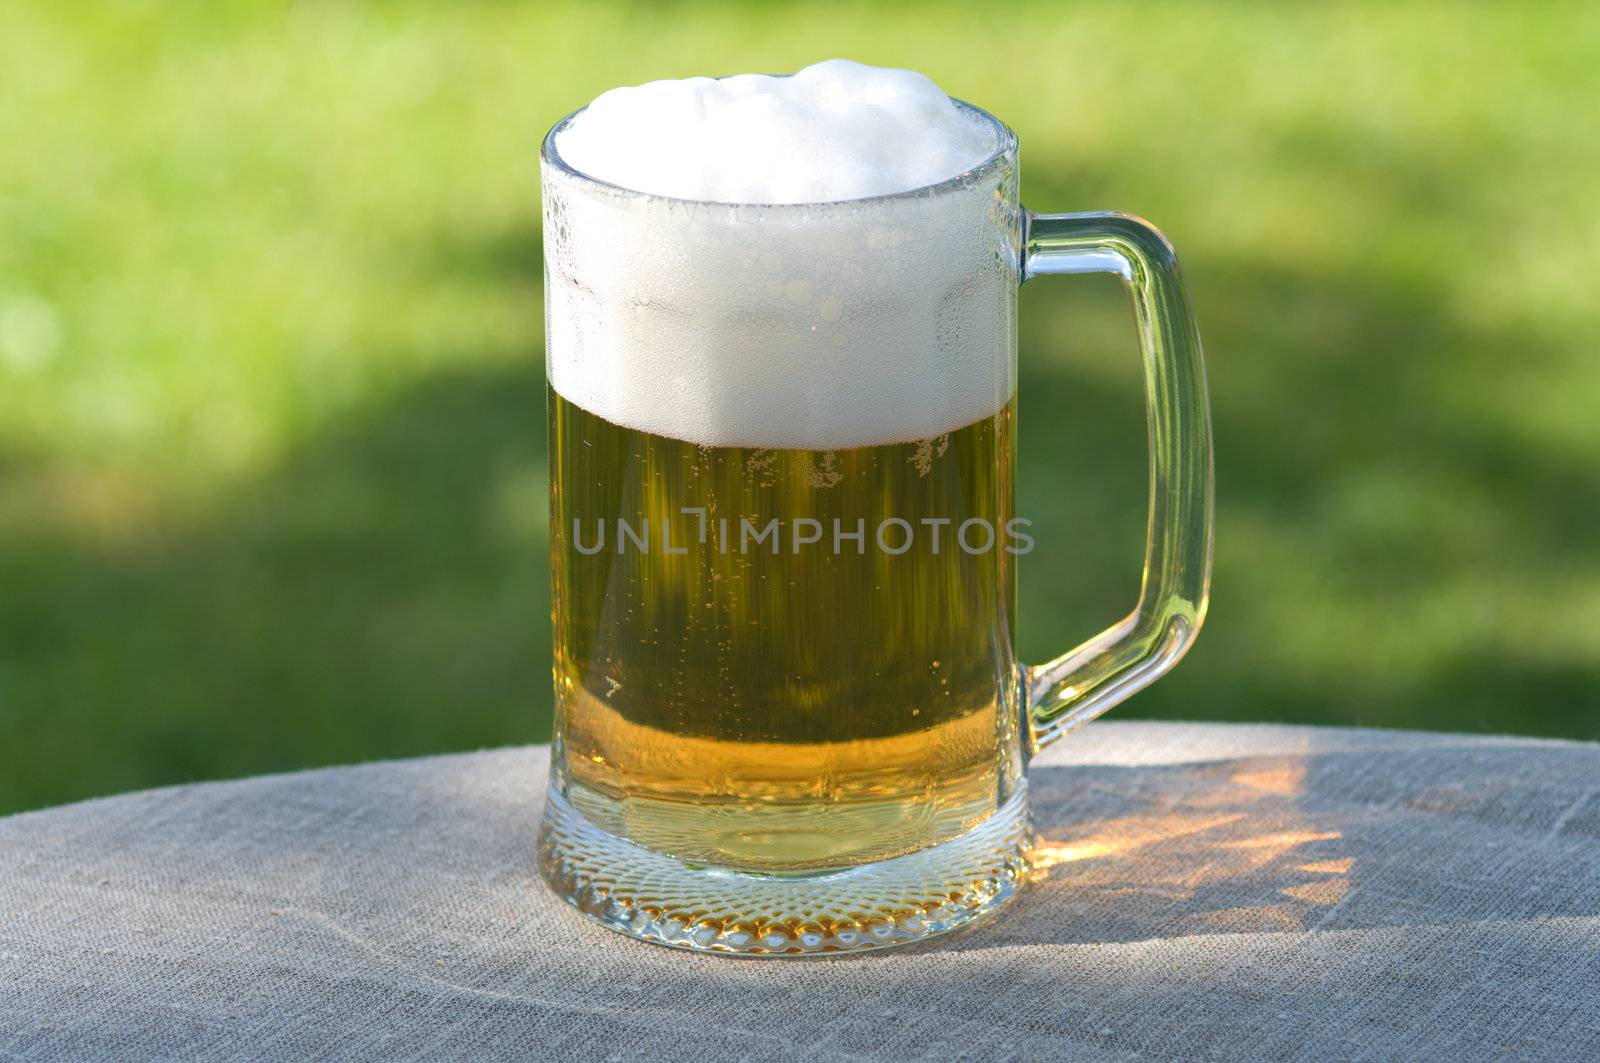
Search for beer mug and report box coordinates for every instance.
[537,95,1213,954]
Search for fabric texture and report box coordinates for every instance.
[2,721,1599,1061]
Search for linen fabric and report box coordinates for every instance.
[3,722,1598,1061]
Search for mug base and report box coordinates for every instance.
[536,783,1032,956]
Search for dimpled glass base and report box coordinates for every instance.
[537,783,1032,956]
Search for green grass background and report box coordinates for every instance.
[2,1,1597,814]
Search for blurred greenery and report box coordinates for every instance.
[2,1,1597,814]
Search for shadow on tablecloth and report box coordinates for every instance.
[937,741,1600,953]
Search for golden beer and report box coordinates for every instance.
[549,386,1024,871]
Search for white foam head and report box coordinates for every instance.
[554,59,997,205]
[543,60,1019,449]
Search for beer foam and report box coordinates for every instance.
[553,60,998,204]
[543,61,1019,450]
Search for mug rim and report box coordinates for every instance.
[540,94,1018,210]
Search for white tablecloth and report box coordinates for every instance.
[3,722,1598,1060]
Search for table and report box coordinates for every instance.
[3,722,1598,1060]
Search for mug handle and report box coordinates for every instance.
[1021,212,1215,752]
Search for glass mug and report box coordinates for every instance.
[537,97,1213,955]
